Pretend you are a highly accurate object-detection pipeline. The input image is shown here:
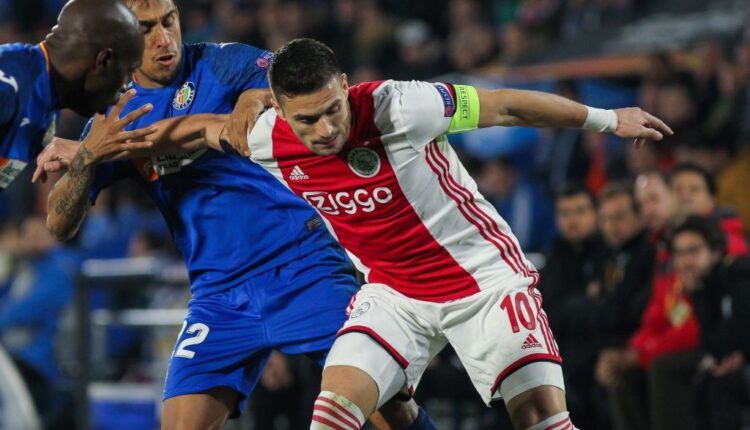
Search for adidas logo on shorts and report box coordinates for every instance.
[290,165,309,180]
[522,333,543,350]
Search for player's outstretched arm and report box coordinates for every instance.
[475,88,674,148]
[34,113,236,183]
[145,113,256,156]
[46,90,156,241]
[143,114,228,154]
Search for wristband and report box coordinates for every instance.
[583,106,618,133]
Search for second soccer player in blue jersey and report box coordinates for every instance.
[43,0,436,429]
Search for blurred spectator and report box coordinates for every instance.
[352,0,396,72]
[652,79,702,169]
[634,171,674,242]
[323,0,358,72]
[675,216,750,430]
[449,23,498,71]
[560,0,631,41]
[539,184,607,428]
[478,157,555,252]
[540,184,603,332]
[448,0,483,32]
[717,140,750,237]
[596,175,698,430]
[516,0,562,42]
[497,22,531,65]
[638,53,681,114]
[624,141,660,179]
[594,184,654,352]
[536,81,589,191]
[589,184,655,429]
[181,1,215,44]
[0,216,74,430]
[669,163,749,257]
[390,20,444,80]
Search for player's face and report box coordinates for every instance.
[671,172,715,219]
[555,194,597,243]
[275,75,351,156]
[132,0,182,87]
[635,174,674,233]
[82,44,143,115]
[672,231,717,291]
[599,194,642,248]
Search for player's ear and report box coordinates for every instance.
[340,73,349,91]
[271,94,284,120]
[94,48,114,74]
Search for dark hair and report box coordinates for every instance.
[670,163,717,196]
[599,182,639,214]
[555,183,595,207]
[269,38,342,98]
[671,215,726,254]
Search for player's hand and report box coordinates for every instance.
[78,89,157,167]
[613,108,673,149]
[32,137,80,183]
[227,89,273,156]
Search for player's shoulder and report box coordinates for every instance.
[351,80,441,102]
[0,43,44,89]
[0,42,39,61]
[194,42,269,67]
[192,42,271,86]
[350,80,447,119]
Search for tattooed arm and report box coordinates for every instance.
[46,145,97,241]
[46,90,156,241]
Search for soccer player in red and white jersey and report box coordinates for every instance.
[146,38,672,430]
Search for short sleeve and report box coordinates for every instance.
[386,81,478,151]
[205,43,271,92]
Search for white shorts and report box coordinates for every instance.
[324,278,564,407]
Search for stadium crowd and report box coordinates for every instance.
[1,0,749,429]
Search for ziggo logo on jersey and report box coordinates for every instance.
[302,188,393,215]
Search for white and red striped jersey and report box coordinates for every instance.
[248,80,537,302]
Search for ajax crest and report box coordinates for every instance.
[347,147,380,178]
[173,82,196,110]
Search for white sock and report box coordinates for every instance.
[310,391,365,430]
[526,411,579,430]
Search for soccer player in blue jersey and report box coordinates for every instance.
[0,0,155,192]
[42,1,436,429]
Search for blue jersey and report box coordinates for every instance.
[88,43,338,298]
[0,43,58,189]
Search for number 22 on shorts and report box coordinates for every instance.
[174,321,210,359]
[499,292,537,333]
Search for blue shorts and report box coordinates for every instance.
[163,245,358,416]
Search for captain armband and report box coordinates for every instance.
[448,85,480,134]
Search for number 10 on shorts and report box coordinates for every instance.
[499,292,537,333]
[173,321,210,359]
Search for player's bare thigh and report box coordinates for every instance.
[161,387,239,430]
[505,385,567,429]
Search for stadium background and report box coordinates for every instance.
[0,0,749,428]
